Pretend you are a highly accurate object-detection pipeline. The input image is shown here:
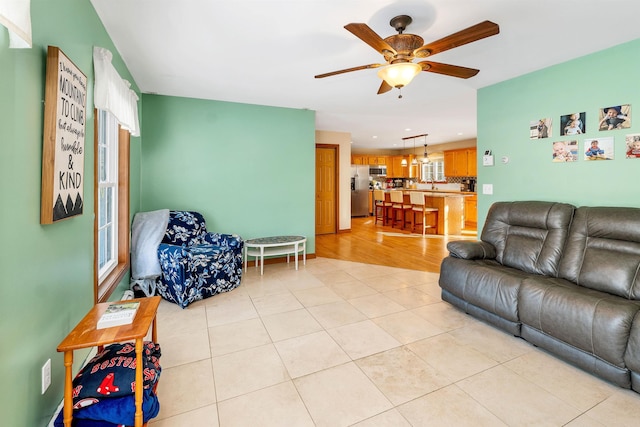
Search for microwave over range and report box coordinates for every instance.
[369,166,387,176]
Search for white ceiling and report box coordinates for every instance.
[90,0,640,150]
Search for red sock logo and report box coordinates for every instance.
[96,372,120,395]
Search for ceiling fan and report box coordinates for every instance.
[315,15,499,96]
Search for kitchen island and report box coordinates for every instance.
[385,189,471,235]
[422,191,466,235]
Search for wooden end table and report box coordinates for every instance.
[57,296,161,427]
[244,235,306,275]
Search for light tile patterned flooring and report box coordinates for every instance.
[149,258,640,426]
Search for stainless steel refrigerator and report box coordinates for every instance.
[351,165,370,217]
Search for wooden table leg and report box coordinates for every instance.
[63,351,73,427]
[152,316,157,343]
[134,339,143,427]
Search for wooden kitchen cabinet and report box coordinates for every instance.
[443,151,455,176]
[368,156,386,165]
[352,155,387,166]
[389,155,407,177]
[351,155,366,165]
[444,148,477,177]
[466,148,477,176]
[387,156,409,178]
[464,194,478,228]
[453,150,468,176]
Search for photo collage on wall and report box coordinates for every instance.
[531,104,638,162]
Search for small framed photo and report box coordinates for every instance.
[584,137,614,160]
[560,112,585,136]
[552,140,578,162]
[625,133,640,158]
[598,104,631,131]
[530,118,552,139]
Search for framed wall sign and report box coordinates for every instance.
[41,46,87,224]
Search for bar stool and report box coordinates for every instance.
[383,192,394,225]
[390,190,412,229]
[409,191,438,235]
[373,190,386,224]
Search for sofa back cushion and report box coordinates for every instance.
[481,201,575,276]
[558,206,640,299]
[162,211,208,246]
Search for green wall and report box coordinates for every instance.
[0,1,141,425]
[477,38,640,230]
[140,95,317,252]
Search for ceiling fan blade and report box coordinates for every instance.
[315,63,384,79]
[344,23,397,55]
[414,20,499,57]
[419,61,480,79]
[377,80,392,95]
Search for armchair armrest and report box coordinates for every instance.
[157,242,187,285]
[447,240,497,260]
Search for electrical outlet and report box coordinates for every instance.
[482,184,494,195]
[42,359,51,394]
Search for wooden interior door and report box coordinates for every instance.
[316,145,338,234]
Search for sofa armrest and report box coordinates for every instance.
[447,240,497,260]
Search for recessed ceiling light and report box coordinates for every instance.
[458,132,464,136]
[372,135,377,139]
[405,128,411,132]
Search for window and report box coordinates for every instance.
[94,109,130,303]
[421,159,445,182]
[97,110,118,280]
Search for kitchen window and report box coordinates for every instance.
[421,159,445,182]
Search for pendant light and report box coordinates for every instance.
[411,137,419,165]
[400,137,408,166]
[421,134,430,163]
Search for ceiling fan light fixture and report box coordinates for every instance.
[377,62,422,88]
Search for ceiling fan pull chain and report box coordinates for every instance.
[398,88,403,99]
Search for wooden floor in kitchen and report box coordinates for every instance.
[315,216,477,274]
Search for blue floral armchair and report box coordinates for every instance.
[156,211,243,308]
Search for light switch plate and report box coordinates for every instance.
[482,184,493,195]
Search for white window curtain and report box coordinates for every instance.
[0,0,32,48]
[93,47,140,137]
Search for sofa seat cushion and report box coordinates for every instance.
[440,256,533,324]
[520,276,640,368]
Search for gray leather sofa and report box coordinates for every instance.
[439,201,640,391]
